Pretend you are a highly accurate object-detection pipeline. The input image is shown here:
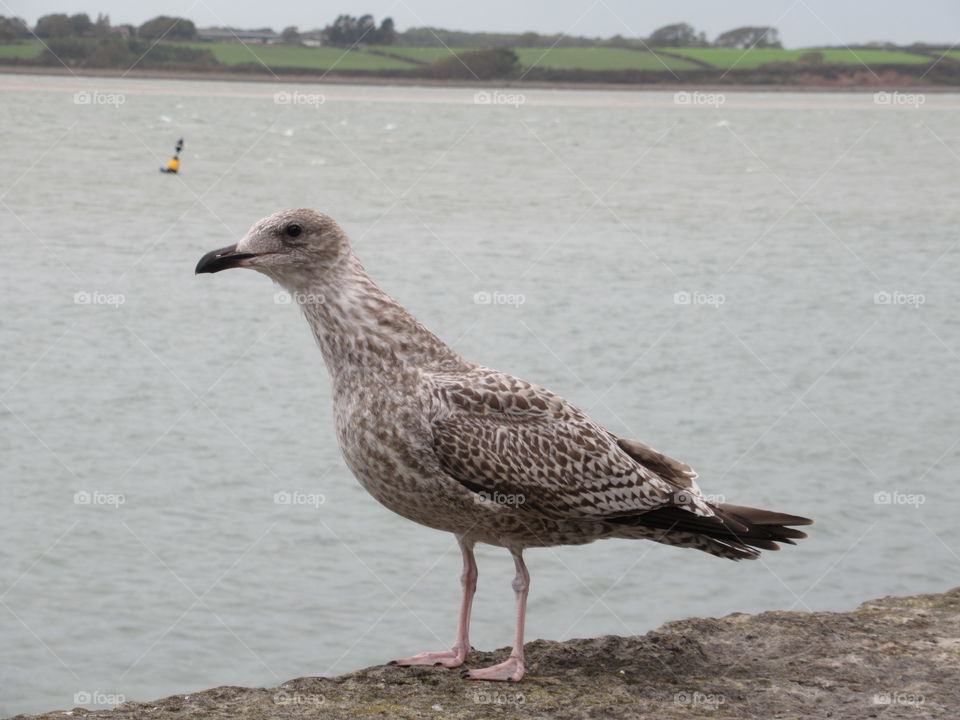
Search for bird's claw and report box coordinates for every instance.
[461,656,525,682]
[391,648,467,669]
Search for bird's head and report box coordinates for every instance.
[195,209,350,287]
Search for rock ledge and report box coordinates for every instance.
[12,587,960,720]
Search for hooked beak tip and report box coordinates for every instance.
[195,244,256,274]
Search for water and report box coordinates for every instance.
[1,74,959,716]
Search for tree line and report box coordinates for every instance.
[0,13,198,41]
[1,13,783,49]
[4,12,943,51]
[0,12,399,45]
[404,22,782,49]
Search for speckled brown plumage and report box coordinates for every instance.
[197,209,813,682]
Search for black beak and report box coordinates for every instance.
[195,244,256,274]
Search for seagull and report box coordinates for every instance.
[196,209,812,682]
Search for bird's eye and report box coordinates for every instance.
[285,224,302,238]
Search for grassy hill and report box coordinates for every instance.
[365,45,475,63]
[181,42,949,73]
[177,43,704,71]
[0,40,955,83]
[513,47,699,71]
[0,43,42,60]
[663,47,936,68]
[180,42,418,70]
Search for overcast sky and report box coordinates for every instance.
[6,0,958,47]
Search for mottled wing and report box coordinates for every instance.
[615,438,698,490]
[422,367,713,520]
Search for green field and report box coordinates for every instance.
[514,47,699,71]
[182,41,418,70]
[365,45,700,70]
[367,45,476,63]
[0,40,943,73]
[373,45,700,70]
[0,42,42,59]
[369,45,940,71]
[662,47,933,68]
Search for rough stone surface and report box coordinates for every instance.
[12,587,960,720]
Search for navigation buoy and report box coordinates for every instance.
[160,137,184,174]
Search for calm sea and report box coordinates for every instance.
[2,74,959,715]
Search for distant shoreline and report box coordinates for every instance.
[2,64,957,93]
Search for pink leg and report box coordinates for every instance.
[462,550,528,682]
[391,537,477,669]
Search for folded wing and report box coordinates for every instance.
[423,368,714,520]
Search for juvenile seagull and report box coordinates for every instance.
[196,209,812,682]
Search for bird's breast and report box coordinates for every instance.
[331,379,431,480]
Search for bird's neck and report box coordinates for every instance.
[289,253,470,384]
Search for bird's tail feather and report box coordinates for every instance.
[612,502,812,560]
